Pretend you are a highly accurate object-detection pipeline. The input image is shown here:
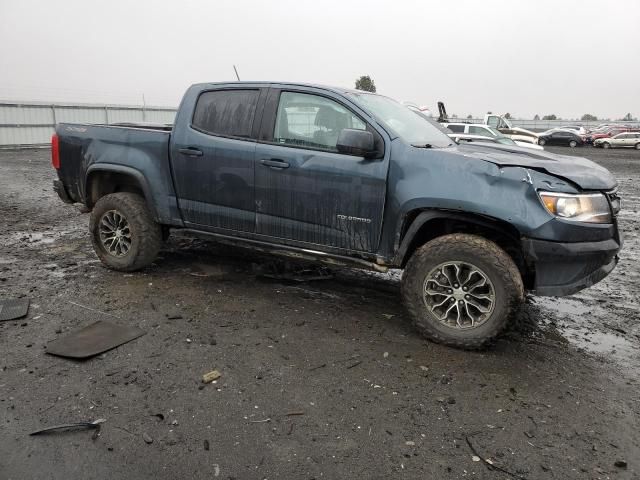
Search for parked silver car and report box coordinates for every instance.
[594,132,640,149]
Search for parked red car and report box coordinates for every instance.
[588,127,634,143]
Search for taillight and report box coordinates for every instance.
[51,134,60,169]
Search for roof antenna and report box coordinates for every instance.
[233,65,241,81]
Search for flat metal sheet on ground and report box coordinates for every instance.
[0,298,30,321]
[46,320,145,359]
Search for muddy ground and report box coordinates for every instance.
[0,146,638,479]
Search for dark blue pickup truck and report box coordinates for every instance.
[52,82,622,348]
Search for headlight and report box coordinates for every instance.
[539,191,612,223]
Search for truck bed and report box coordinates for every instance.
[54,122,180,224]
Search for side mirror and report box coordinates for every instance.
[336,129,375,157]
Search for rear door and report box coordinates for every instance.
[254,88,388,253]
[616,133,632,147]
[170,87,265,231]
[552,132,567,145]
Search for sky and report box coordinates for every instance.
[0,0,638,120]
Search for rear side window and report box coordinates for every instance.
[469,126,491,137]
[192,89,259,138]
[447,124,465,133]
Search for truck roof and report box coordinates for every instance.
[190,81,376,97]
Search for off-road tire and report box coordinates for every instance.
[401,234,524,349]
[90,193,162,272]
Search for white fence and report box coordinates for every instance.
[1,100,639,146]
[0,101,177,146]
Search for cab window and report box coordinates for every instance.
[273,92,366,152]
[192,89,260,138]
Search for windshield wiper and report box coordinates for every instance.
[411,143,433,148]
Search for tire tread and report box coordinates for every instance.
[90,193,162,272]
[401,234,524,349]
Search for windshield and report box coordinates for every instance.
[346,92,453,148]
[495,137,517,145]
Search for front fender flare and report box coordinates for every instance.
[393,210,521,266]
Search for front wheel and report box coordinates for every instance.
[634,143,640,150]
[538,138,546,146]
[602,142,611,149]
[401,234,524,349]
[89,192,162,272]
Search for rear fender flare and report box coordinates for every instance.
[85,164,158,221]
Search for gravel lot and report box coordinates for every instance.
[1,146,639,479]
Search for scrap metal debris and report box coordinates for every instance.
[249,418,271,423]
[202,370,221,383]
[30,418,106,436]
[0,298,30,322]
[45,320,145,359]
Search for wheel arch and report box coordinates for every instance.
[394,209,530,287]
[85,165,158,221]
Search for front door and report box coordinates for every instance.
[254,89,387,253]
[170,88,264,232]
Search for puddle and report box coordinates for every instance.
[536,297,640,369]
[561,326,638,364]
[535,296,596,317]
[2,229,79,247]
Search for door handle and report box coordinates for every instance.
[178,147,203,157]
[260,158,290,169]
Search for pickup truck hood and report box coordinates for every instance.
[455,143,617,190]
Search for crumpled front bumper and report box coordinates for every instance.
[522,237,621,296]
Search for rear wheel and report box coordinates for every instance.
[89,193,162,271]
[635,143,640,150]
[401,234,524,349]
[569,140,578,148]
[603,142,611,149]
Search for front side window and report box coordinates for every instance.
[274,92,366,152]
[192,89,260,138]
